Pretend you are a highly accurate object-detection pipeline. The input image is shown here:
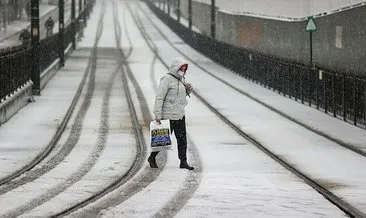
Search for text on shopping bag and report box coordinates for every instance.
[151,128,171,147]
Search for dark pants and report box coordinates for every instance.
[151,116,187,161]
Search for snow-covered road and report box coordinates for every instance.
[0,0,365,217]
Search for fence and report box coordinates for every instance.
[0,47,32,102]
[146,0,366,128]
[0,0,94,102]
[247,55,366,127]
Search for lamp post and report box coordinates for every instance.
[71,0,76,49]
[167,0,170,15]
[177,0,180,23]
[188,0,192,29]
[59,0,65,67]
[211,0,216,39]
[31,0,40,95]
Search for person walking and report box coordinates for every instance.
[148,57,194,170]
[19,28,31,46]
[45,16,54,37]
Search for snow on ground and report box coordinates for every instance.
[0,0,365,217]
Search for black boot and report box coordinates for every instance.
[180,160,194,170]
[148,154,158,168]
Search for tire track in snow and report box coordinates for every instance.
[0,1,101,197]
[54,1,166,215]
[1,3,110,217]
[128,1,203,216]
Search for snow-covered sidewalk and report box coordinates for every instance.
[0,3,74,49]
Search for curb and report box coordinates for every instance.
[0,43,73,126]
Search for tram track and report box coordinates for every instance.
[123,1,204,217]
[48,0,163,216]
[130,1,366,217]
[0,3,109,217]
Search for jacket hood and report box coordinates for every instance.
[168,57,188,77]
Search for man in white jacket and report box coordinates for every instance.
[148,57,194,170]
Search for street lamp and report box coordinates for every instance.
[59,0,65,67]
[31,0,40,95]
[71,0,76,49]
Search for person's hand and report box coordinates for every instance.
[155,118,161,124]
[185,83,192,90]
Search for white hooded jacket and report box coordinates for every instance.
[153,57,193,120]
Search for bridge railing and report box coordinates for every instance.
[0,0,95,103]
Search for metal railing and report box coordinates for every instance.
[246,54,366,127]
[40,33,60,72]
[0,48,32,102]
[0,0,95,102]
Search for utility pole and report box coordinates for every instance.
[31,0,40,95]
[211,0,216,39]
[71,0,76,50]
[59,0,65,67]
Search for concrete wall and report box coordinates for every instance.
[178,0,366,74]
[220,13,310,64]
[180,0,212,36]
[0,82,33,126]
[313,6,366,73]
[192,0,366,19]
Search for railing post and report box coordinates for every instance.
[353,76,357,125]
[332,72,336,117]
[342,74,346,121]
[294,69,297,101]
[31,0,40,95]
[308,69,311,106]
[0,58,3,100]
[324,72,328,114]
[364,79,366,128]
[301,68,304,103]
[59,0,65,67]
[316,70,319,109]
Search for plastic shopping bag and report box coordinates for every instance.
[150,120,172,151]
